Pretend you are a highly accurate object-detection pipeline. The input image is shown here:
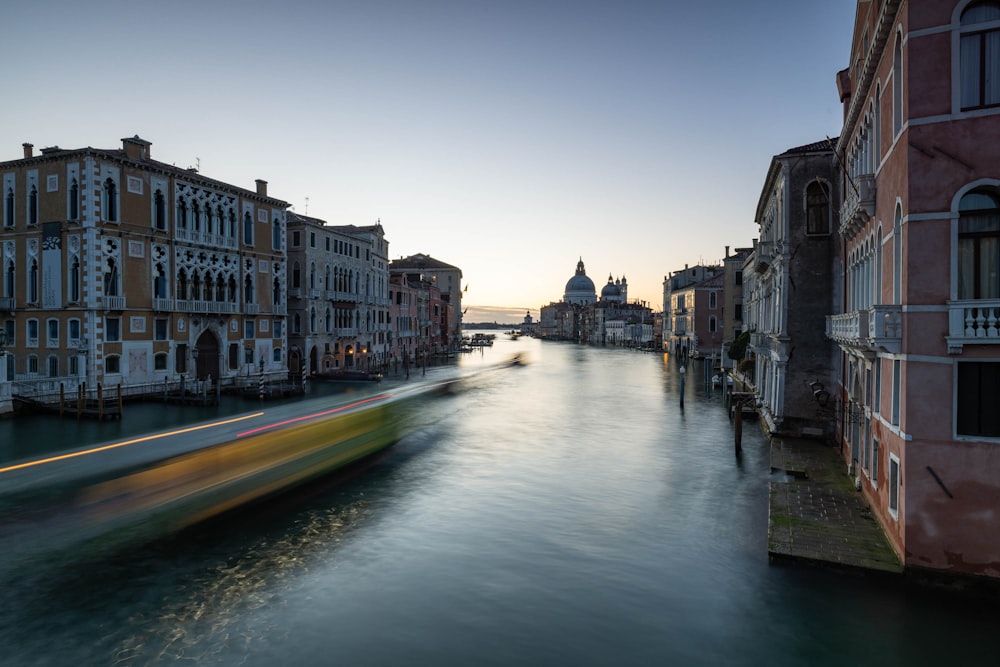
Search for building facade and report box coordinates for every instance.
[285,212,390,376]
[747,139,840,438]
[827,0,1000,577]
[662,264,721,355]
[1,136,289,395]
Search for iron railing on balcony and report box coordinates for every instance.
[947,299,1000,353]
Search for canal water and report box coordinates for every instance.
[1,335,997,666]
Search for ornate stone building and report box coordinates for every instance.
[0,136,289,392]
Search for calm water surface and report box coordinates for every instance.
[0,335,996,666]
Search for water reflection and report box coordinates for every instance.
[0,335,998,666]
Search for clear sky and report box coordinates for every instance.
[2,0,855,323]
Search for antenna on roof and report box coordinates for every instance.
[196,157,200,171]
[305,197,309,215]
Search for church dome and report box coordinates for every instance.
[601,275,620,298]
[563,258,596,305]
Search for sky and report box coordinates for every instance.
[2,0,856,323]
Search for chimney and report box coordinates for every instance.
[122,135,151,160]
[22,143,33,159]
[255,179,268,197]
[725,245,730,258]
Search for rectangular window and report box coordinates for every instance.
[292,230,301,247]
[47,319,59,346]
[155,318,168,341]
[310,232,316,248]
[69,319,80,344]
[891,359,901,426]
[105,355,120,373]
[176,343,187,373]
[709,292,717,309]
[888,455,900,519]
[245,320,255,340]
[106,318,121,342]
[154,353,168,370]
[27,319,39,346]
[272,348,281,363]
[273,320,283,338]
[957,362,1000,437]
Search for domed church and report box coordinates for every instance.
[600,274,628,304]
[563,258,597,305]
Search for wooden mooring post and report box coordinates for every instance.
[730,392,755,457]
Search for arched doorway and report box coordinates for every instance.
[309,345,318,376]
[194,329,220,381]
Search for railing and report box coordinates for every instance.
[175,299,240,314]
[839,173,876,238]
[103,295,126,311]
[868,304,901,354]
[272,304,287,316]
[153,298,174,311]
[0,296,14,312]
[947,299,1000,353]
[288,288,302,299]
[827,304,901,354]
[827,310,869,347]
[309,288,321,299]
[175,228,238,250]
[245,303,261,315]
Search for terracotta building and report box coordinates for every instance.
[828,0,1000,577]
[1,136,289,394]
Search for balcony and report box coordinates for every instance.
[309,288,321,299]
[754,241,774,273]
[175,299,239,315]
[827,304,901,355]
[272,304,287,316]
[947,300,1000,353]
[868,304,901,354]
[839,173,875,239]
[0,296,14,312]
[153,298,174,312]
[288,288,302,299]
[103,295,126,311]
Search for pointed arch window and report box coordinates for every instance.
[70,256,81,302]
[243,212,253,245]
[272,218,281,250]
[69,179,79,220]
[178,269,189,301]
[103,178,117,222]
[273,276,282,305]
[154,264,168,299]
[960,1,1000,110]
[29,259,39,302]
[4,188,13,227]
[244,274,254,303]
[177,199,187,229]
[893,205,903,304]
[29,185,38,225]
[4,261,15,299]
[154,190,166,230]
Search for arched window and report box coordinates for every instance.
[228,276,237,302]
[243,212,253,245]
[228,209,237,238]
[192,202,201,232]
[958,189,1000,299]
[29,185,38,225]
[959,1,1000,110]
[4,188,13,227]
[178,269,188,301]
[69,179,79,220]
[874,84,882,168]
[310,262,316,290]
[4,261,14,298]
[244,274,254,303]
[272,218,281,250]
[892,33,903,136]
[154,264,168,299]
[103,178,117,222]
[273,276,281,305]
[177,199,187,229]
[893,205,903,304]
[151,190,164,231]
[154,352,168,371]
[806,181,831,234]
[70,256,81,302]
[29,259,38,302]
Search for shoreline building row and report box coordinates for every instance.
[663,0,1000,581]
[537,259,656,346]
[0,136,462,407]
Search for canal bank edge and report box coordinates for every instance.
[767,436,1000,597]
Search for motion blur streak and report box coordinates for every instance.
[0,412,265,475]
[236,396,391,438]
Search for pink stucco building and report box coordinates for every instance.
[829,0,1000,578]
